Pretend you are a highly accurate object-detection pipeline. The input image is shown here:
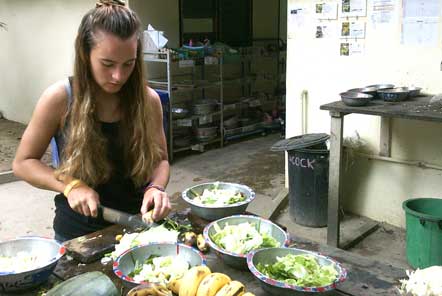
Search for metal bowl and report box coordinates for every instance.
[0,236,66,292]
[171,107,190,119]
[203,215,289,270]
[193,100,218,115]
[339,92,372,107]
[347,87,377,97]
[365,83,395,91]
[247,247,347,296]
[378,87,410,102]
[113,242,206,289]
[182,182,256,221]
[408,86,422,97]
[194,126,218,142]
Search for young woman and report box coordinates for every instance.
[13,0,171,241]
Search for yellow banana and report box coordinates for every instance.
[196,272,231,296]
[242,293,255,296]
[167,276,182,294]
[179,265,211,296]
[214,280,245,296]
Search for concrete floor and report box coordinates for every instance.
[0,132,410,271]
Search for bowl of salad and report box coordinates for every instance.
[204,215,289,269]
[113,242,206,289]
[182,181,255,221]
[247,247,347,296]
[0,236,66,292]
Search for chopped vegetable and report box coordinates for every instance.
[400,266,442,296]
[130,255,190,285]
[256,254,338,287]
[0,252,47,273]
[210,222,280,254]
[192,182,247,206]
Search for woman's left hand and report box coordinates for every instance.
[141,188,171,221]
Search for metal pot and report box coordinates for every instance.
[194,126,217,141]
[193,100,218,115]
[224,116,239,129]
[171,107,190,119]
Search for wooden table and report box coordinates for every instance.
[320,96,441,248]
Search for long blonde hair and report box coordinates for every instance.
[56,1,163,188]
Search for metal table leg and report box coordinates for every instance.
[327,112,344,247]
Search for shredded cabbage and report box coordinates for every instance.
[111,224,179,260]
[192,182,246,206]
[0,252,47,273]
[130,255,189,284]
[256,254,338,287]
[210,222,280,254]
[400,266,442,296]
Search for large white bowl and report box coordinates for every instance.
[204,215,289,269]
[0,236,66,292]
[182,182,255,221]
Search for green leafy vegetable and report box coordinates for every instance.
[256,254,338,287]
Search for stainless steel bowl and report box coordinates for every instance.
[365,83,395,91]
[182,182,256,221]
[194,126,218,142]
[339,92,372,107]
[408,86,422,97]
[193,100,218,115]
[378,87,410,102]
[247,247,347,296]
[203,215,289,270]
[113,242,206,289]
[171,107,190,119]
[347,87,377,97]
[0,236,65,292]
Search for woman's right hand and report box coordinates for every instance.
[65,185,100,217]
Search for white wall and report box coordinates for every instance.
[286,0,442,227]
[0,0,93,123]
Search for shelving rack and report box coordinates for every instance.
[143,50,225,162]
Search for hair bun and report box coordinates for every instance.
[96,0,126,8]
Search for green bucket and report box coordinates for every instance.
[402,198,442,268]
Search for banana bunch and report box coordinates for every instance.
[167,265,256,296]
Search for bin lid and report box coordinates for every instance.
[271,133,330,152]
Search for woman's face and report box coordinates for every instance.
[89,30,138,94]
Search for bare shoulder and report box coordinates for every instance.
[37,79,69,113]
[146,86,161,106]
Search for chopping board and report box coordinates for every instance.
[64,224,123,263]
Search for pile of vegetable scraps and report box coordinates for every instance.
[399,266,442,296]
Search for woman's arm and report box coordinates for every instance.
[140,87,171,220]
[13,81,101,217]
[13,81,69,193]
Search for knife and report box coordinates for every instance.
[98,205,158,231]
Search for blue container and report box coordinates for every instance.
[154,89,169,143]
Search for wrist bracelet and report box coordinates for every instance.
[63,179,82,197]
[144,184,165,193]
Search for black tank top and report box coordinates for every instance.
[53,78,143,240]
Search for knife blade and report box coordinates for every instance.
[98,205,157,230]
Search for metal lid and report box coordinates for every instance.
[271,133,330,152]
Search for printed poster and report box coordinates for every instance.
[340,21,366,38]
[341,0,367,17]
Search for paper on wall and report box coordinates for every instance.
[370,0,396,25]
[340,21,366,39]
[340,0,367,17]
[340,41,365,56]
[315,2,338,19]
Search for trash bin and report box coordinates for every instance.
[272,133,330,227]
[402,198,442,268]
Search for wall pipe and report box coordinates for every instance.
[353,151,442,171]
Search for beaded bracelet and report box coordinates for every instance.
[143,184,165,193]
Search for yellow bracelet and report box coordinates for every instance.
[63,179,82,197]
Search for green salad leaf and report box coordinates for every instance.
[256,254,338,287]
